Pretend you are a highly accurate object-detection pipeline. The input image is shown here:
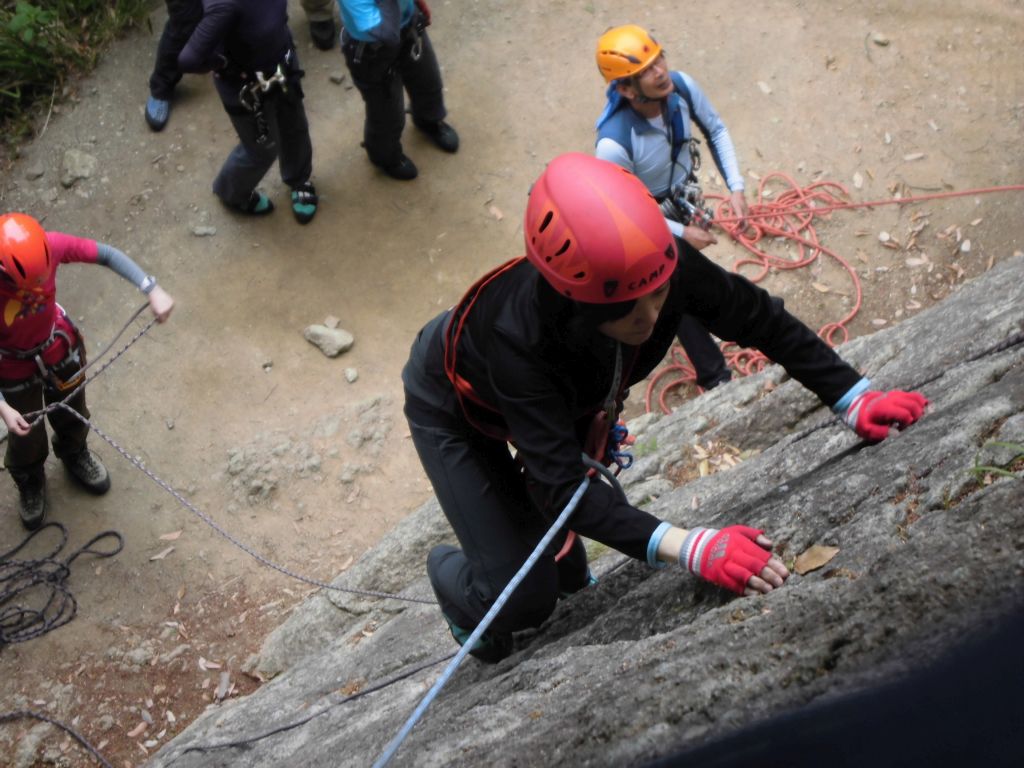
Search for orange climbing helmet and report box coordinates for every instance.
[596,24,663,83]
[0,212,51,291]
[524,153,676,304]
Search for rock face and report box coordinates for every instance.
[150,258,1024,767]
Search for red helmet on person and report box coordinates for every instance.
[0,212,51,291]
[524,153,676,304]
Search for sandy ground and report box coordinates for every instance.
[1,0,1021,765]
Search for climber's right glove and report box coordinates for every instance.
[680,525,771,595]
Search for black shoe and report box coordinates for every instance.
[61,449,111,495]
[441,612,513,664]
[414,119,459,153]
[697,370,732,391]
[427,545,513,664]
[237,190,275,216]
[309,19,336,51]
[12,471,46,530]
[373,153,418,181]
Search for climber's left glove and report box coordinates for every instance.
[842,389,928,442]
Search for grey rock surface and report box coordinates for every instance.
[60,148,97,188]
[304,324,355,357]
[151,257,1024,767]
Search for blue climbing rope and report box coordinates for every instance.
[371,475,593,768]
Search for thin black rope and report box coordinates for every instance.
[2,304,434,606]
[173,651,456,760]
[0,710,113,767]
[51,403,436,605]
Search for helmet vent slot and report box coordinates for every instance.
[555,240,571,256]
[539,211,553,232]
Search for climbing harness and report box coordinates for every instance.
[0,312,86,396]
[408,0,431,61]
[655,72,716,231]
[0,522,123,645]
[1,305,151,438]
[239,54,291,147]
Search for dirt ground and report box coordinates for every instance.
[1,1,1021,765]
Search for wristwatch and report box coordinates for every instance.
[139,275,158,294]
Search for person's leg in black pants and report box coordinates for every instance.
[341,37,415,178]
[406,397,570,661]
[676,313,732,390]
[145,0,203,131]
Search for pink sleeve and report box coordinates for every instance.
[45,231,99,265]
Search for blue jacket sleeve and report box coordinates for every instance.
[677,71,745,192]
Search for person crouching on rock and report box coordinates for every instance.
[177,0,319,224]
[0,213,175,530]
[401,153,927,663]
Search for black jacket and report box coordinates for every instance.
[403,243,861,560]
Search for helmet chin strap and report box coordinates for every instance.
[630,76,655,104]
[626,76,665,106]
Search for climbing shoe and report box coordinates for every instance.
[291,181,318,224]
[442,613,513,664]
[61,449,111,495]
[558,569,598,600]
[309,18,337,51]
[414,119,459,153]
[11,470,46,531]
[240,190,274,216]
[145,96,171,132]
[372,152,418,181]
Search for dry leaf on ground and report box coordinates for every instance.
[794,545,840,574]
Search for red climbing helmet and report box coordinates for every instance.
[0,212,51,291]
[524,153,676,304]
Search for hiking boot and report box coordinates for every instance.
[145,96,171,132]
[61,449,110,495]
[309,18,337,51]
[442,613,513,664]
[291,181,318,224]
[372,153,418,181]
[11,470,46,530]
[414,119,459,153]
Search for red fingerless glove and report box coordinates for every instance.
[845,390,928,442]
[680,526,771,595]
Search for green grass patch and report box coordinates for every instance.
[969,441,1024,485]
[1,0,153,149]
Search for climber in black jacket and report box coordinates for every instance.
[402,153,927,662]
